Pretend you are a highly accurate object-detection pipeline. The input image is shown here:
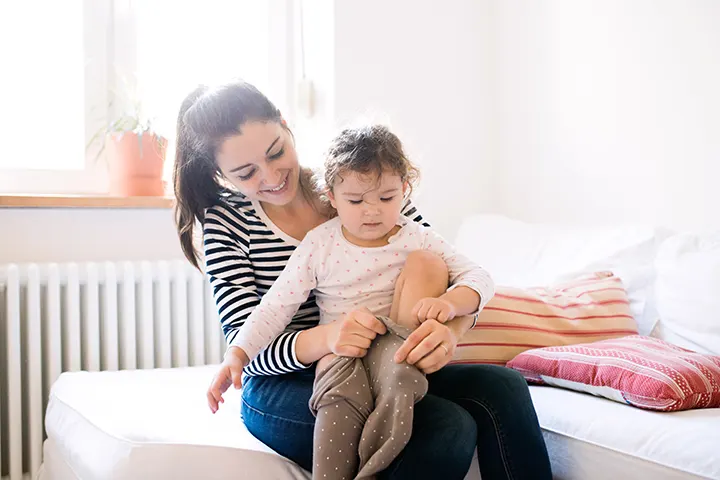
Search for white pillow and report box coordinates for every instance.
[651,233,720,355]
[455,214,672,334]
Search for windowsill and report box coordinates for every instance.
[0,194,174,209]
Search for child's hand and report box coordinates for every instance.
[411,297,457,324]
[207,346,249,414]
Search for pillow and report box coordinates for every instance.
[650,232,720,355]
[556,234,670,336]
[455,215,671,333]
[507,335,720,412]
[452,272,638,365]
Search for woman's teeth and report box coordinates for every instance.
[266,179,286,192]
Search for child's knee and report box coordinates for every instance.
[391,251,450,328]
[401,251,448,286]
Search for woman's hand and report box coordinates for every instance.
[411,297,457,323]
[207,346,249,414]
[393,319,458,374]
[326,307,387,358]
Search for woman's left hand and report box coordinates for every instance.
[393,319,457,374]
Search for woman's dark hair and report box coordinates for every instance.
[173,80,315,269]
[323,124,420,196]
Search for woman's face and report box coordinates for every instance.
[215,121,301,205]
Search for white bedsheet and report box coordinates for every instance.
[41,365,720,480]
[40,365,481,480]
[530,385,720,480]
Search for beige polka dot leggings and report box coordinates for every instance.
[308,317,428,480]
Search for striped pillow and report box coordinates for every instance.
[507,335,720,411]
[452,272,638,365]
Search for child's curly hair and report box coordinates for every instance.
[322,125,420,197]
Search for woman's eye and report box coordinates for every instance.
[238,169,255,181]
[380,196,395,202]
[348,199,363,205]
[268,148,284,160]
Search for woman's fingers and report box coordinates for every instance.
[348,333,373,350]
[330,308,387,358]
[352,308,387,335]
[406,329,445,365]
[336,333,372,353]
[394,320,434,363]
[394,319,457,368]
[415,344,451,374]
[336,330,374,357]
[335,345,367,358]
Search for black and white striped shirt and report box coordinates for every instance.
[203,194,428,376]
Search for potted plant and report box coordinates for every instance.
[88,81,168,197]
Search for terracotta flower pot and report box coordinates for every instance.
[106,131,168,196]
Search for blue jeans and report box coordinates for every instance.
[241,364,552,479]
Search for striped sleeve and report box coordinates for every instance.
[203,206,310,376]
[230,237,318,362]
[401,198,430,227]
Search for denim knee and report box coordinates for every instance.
[382,394,477,479]
[431,364,533,410]
[484,366,534,407]
[436,400,478,463]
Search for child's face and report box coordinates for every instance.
[329,170,407,246]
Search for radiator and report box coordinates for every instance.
[0,260,224,480]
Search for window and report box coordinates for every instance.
[0,1,107,194]
[0,0,292,195]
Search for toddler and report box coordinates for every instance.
[218,125,493,479]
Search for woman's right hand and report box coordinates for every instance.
[326,307,387,358]
[207,346,249,414]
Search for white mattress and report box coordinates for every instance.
[43,365,719,480]
[40,366,480,480]
[529,385,720,480]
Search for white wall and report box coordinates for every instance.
[6,1,718,266]
[2,0,495,265]
[295,0,496,239]
[291,0,337,172]
[331,0,497,239]
[491,0,720,231]
[0,208,183,264]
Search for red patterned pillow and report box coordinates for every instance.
[507,335,720,411]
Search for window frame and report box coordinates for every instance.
[0,0,111,195]
[0,0,295,196]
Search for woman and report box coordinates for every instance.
[173,80,552,479]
